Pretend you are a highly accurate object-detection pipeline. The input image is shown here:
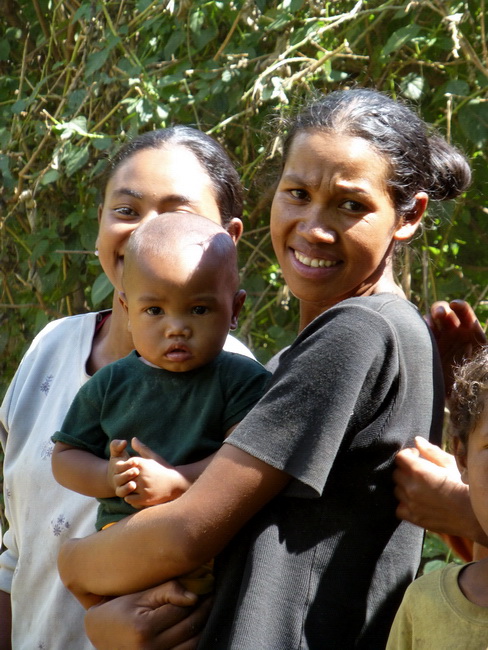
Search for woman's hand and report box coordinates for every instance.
[427,300,486,395]
[393,437,488,544]
[84,581,210,650]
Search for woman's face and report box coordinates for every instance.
[270,130,414,317]
[97,145,239,292]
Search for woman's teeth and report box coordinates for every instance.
[294,251,338,268]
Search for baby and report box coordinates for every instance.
[52,212,270,600]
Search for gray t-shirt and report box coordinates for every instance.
[199,294,444,650]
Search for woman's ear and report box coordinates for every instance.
[452,436,469,485]
[393,192,429,242]
[226,218,244,244]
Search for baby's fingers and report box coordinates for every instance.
[110,439,130,460]
[113,466,140,488]
[115,479,138,498]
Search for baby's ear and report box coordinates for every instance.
[452,436,469,484]
[118,292,131,331]
[230,290,246,331]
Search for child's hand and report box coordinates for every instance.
[108,439,141,498]
[122,437,190,508]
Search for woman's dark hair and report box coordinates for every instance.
[101,126,243,227]
[449,346,488,449]
[282,88,471,218]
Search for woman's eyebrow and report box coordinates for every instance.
[113,188,144,199]
[112,188,194,206]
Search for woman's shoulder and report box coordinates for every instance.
[303,294,423,338]
[29,312,100,351]
[337,293,420,318]
[6,312,100,389]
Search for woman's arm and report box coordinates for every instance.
[58,443,290,605]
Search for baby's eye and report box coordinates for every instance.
[191,306,208,315]
[289,189,309,201]
[146,307,163,316]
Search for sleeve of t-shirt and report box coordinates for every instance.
[385,581,417,649]
[220,355,271,431]
[52,370,109,457]
[224,303,400,498]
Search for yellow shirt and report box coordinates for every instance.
[387,563,488,649]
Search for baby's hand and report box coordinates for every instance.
[122,437,189,509]
[108,439,140,498]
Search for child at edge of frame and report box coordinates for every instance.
[387,344,488,649]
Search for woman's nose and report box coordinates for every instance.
[297,211,337,243]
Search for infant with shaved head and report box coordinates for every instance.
[52,212,270,603]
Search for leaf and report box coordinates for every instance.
[40,169,60,186]
[422,559,448,574]
[164,30,185,60]
[0,39,10,61]
[73,3,94,22]
[382,24,421,57]
[458,99,488,149]
[91,272,114,307]
[11,99,27,114]
[443,80,470,96]
[64,144,90,177]
[85,49,111,77]
[400,73,426,101]
[54,116,89,140]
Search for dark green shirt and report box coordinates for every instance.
[53,350,270,529]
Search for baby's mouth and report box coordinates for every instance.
[294,250,339,268]
[165,345,192,361]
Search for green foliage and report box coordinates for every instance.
[420,531,463,575]
[1,0,488,392]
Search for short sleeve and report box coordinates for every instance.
[220,356,271,431]
[52,371,108,456]
[225,303,400,497]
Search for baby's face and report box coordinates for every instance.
[457,408,488,537]
[122,248,242,373]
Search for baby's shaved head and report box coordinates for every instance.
[123,212,239,291]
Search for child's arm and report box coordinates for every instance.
[52,440,139,498]
[122,425,240,508]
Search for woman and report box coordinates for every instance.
[59,89,471,648]
[0,126,251,650]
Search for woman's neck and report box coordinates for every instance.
[298,275,405,332]
[86,293,134,375]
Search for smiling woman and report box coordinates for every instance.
[59,89,472,650]
[270,130,421,329]
[0,126,252,650]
